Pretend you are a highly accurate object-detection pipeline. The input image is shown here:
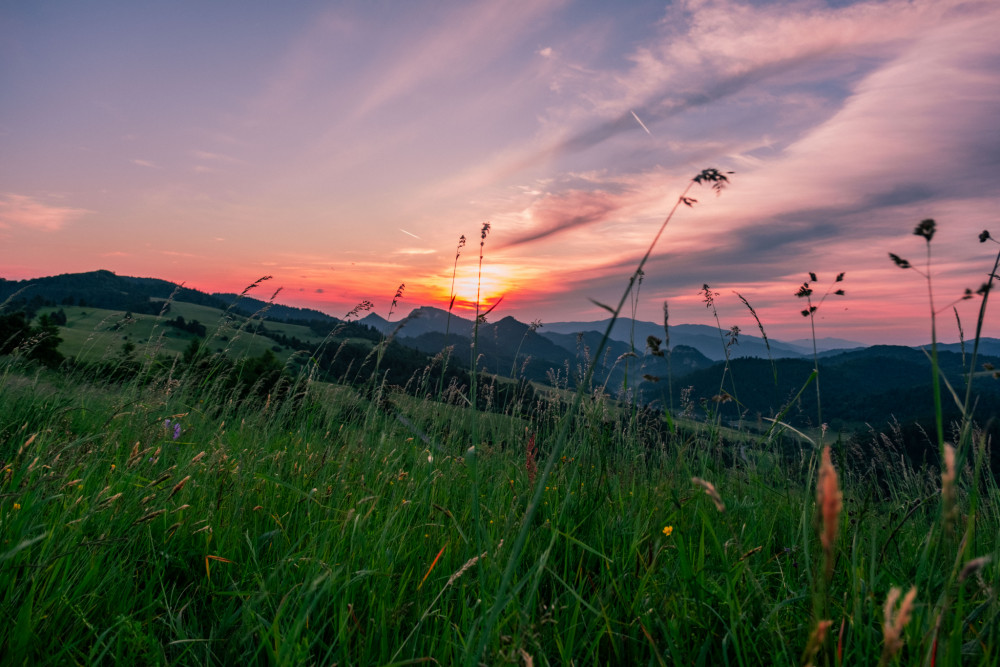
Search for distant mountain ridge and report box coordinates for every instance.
[362,308,857,362]
[212,292,335,323]
[0,270,229,313]
[5,270,1000,434]
[5,270,999,360]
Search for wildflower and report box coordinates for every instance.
[13,503,20,511]
[164,419,181,440]
[662,526,673,537]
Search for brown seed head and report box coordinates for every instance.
[802,619,833,667]
[882,586,917,660]
[168,475,192,500]
[959,555,991,583]
[691,477,725,512]
[818,446,842,577]
[941,443,958,531]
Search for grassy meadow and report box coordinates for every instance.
[2,177,1000,665]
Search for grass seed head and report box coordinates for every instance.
[818,446,842,578]
[691,477,725,512]
[959,555,991,583]
[802,619,833,667]
[132,509,166,525]
[941,443,958,532]
[881,586,917,663]
[447,551,487,587]
[167,475,192,500]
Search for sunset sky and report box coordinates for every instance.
[2,0,999,345]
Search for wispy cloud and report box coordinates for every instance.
[351,0,567,117]
[191,150,242,164]
[504,187,631,248]
[0,194,90,231]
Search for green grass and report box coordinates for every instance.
[38,304,288,362]
[4,356,995,665]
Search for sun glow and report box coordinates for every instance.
[436,264,516,312]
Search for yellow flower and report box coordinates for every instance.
[662,526,673,537]
[13,503,21,511]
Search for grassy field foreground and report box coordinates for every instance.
[1,330,998,666]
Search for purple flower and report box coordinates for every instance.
[164,419,182,440]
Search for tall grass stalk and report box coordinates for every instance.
[438,235,466,399]
[794,272,845,432]
[467,167,732,665]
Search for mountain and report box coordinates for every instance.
[212,293,335,323]
[783,336,868,354]
[395,316,573,384]
[7,270,999,371]
[642,344,1000,432]
[935,339,1000,358]
[540,319,808,361]
[362,306,476,339]
[0,270,228,313]
[393,319,718,388]
[8,270,1000,438]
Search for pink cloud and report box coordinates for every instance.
[0,194,90,231]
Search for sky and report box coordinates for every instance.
[2,0,999,346]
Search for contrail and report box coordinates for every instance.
[630,110,652,135]
[399,228,421,239]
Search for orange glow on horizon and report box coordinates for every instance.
[430,264,518,313]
